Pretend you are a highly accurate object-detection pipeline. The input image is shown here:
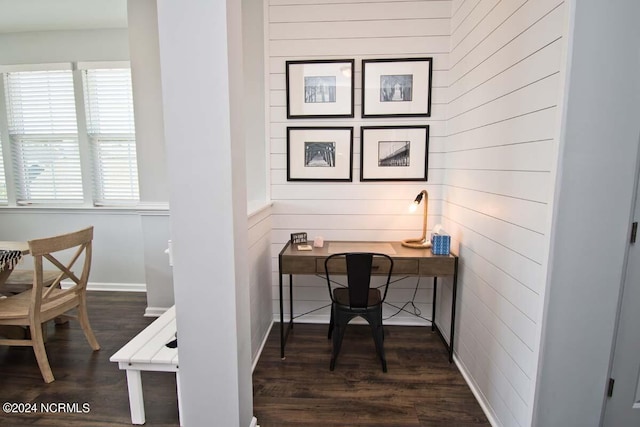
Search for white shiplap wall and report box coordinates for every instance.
[248,205,274,364]
[268,0,451,326]
[444,1,566,426]
[266,0,568,425]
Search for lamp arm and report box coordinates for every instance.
[402,190,431,249]
[419,189,428,242]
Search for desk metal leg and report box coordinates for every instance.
[289,274,293,330]
[279,255,285,359]
[279,251,294,359]
[431,277,437,332]
[449,256,459,363]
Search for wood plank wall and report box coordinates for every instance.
[248,206,274,363]
[444,0,566,426]
[266,0,567,425]
[268,0,452,325]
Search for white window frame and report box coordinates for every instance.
[0,62,139,208]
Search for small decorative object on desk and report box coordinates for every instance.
[0,250,22,272]
[431,224,450,255]
[290,232,307,244]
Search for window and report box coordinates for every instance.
[4,69,83,203]
[0,134,6,204]
[83,67,139,204]
[0,63,139,206]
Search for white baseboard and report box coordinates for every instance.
[86,282,146,292]
[144,306,172,317]
[454,353,501,427]
[272,314,431,327]
[252,320,274,373]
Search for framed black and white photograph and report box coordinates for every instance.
[287,127,353,181]
[361,58,433,118]
[360,125,429,181]
[286,59,355,118]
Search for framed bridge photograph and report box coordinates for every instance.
[287,127,353,181]
[360,125,429,181]
[361,57,433,118]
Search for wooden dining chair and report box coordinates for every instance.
[2,269,60,295]
[0,227,100,383]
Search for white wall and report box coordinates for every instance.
[0,209,146,288]
[268,0,450,325]
[156,0,253,423]
[248,205,273,361]
[443,1,566,426]
[534,0,640,425]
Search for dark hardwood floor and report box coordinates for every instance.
[253,323,490,427]
[0,291,180,427]
[0,292,489,427]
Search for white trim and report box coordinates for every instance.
[137,202,171,215]
[60,281,145,293]
[275,315,431,327]
[247,201,272,219]
[0,62,72,73]
[77,61,131,70]
[144,306,172,318]
[454,353,501,427]
[84,282,146,293]
[252,320,274,373]
[0,205,158,214]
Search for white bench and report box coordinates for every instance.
[110,306,182,425]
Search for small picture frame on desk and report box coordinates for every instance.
[290,232,308,244]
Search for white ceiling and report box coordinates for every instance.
[0,0,127,34]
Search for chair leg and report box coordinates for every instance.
[368,312,387,373]
[330,311,349,371]
[77,297,100,351]
[30,323,55,383]
[328,307,334,339]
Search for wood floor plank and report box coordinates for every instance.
[0,292,180,427]
[253,323,490,427]
[1,292,490,427]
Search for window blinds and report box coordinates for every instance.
[83,68,139,203]
[0,134,6,204]
[4,70,83,203]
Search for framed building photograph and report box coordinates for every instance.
[361,57,433,118]
[360,125,429,181]
[286,59,355,118]
[287,127,353,181]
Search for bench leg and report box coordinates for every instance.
[176,371,183,426]
[126,370,146,425]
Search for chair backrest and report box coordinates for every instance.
[27,227,93,312]
[324,252,394,308]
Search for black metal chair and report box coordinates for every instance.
[324,252,394,372]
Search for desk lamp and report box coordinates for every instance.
[401,190,431,249]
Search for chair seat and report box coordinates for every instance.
[333,287,381,307]
[0,288,76,322]
[2,270,60,295]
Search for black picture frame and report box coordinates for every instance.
[360,125,429,181]
[286,59,355,119]
[287,127,354,181]
[361,57,433,118]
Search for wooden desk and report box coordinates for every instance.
[278,240,458,362]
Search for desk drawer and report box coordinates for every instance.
[318,258,418,275]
